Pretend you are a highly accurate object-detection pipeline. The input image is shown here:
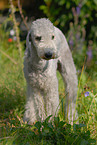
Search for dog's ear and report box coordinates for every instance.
[26,30,32,48]
[25,30,32,58]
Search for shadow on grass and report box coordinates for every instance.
[0,86,25,112]
[0,65,26,120]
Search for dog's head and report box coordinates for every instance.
[26,18,60,60]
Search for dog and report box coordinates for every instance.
[23,18,78,124]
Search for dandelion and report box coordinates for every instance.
[84,91,89,97]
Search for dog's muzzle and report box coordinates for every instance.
[45,52,53,59]
[41,51,56,60]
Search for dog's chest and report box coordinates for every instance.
[27,59,57,90]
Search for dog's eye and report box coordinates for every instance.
[35,36,41,41]
[52,35,55,40]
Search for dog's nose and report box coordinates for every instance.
[45,52,53,59]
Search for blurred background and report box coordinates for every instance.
[0,0,97,144]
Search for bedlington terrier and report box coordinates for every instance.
[23,18,78,124]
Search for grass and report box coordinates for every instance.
[0,26,97,145]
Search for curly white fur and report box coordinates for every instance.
[23,18,78,124]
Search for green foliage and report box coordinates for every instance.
[40,0,97,41]
[0,115,96,144]
[77,69,97,125]
[33,116,96,145]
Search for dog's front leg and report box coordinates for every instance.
[23,84,47,124]
[58,49,78,124]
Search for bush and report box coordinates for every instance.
[40,0,97,41]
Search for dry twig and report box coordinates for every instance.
[0,49,17,65]
[9,0,22,58]
[17,0,29,31]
